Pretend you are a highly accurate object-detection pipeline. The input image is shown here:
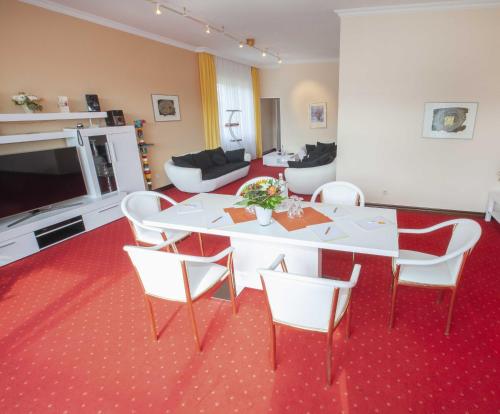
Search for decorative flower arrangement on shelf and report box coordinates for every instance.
[237,178,286,226]
[11,92,43,113]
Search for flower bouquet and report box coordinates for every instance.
[12,92,43,113]
[237,178,286,225]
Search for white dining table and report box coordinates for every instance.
[144,193,399,293]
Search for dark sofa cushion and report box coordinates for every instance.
[172,154,195,168]
[202,161,249,181]
[225,148,245,163]
[305,144,316,155]
[288,153,333,169]
[317,141,337,157]
[211,147,227,166]
[191,150,213,170]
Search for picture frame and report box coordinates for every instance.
[309,102,327,129]
[151,94,181,122]
[422,102,478,139]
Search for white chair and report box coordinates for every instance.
[235,176,275,196]
[311,181,365,206]
[390,219,481,335]
[121,191,203,254]
[124,242,237,351]
[259,255,361,385]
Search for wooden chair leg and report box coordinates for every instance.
[171,242,179,254]
[437,290,445,303]
[270,323,277,370]
[145,296,158,341]
[345,301,352,339]
[389,279,399,329]
[445,288,457,335]
[198,233,204,256]
[227,270,238,315]
[186,301,202,351]
[326,332,333,385]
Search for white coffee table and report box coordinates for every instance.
[485,191,500,223]
[263,151,299,167]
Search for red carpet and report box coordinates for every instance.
[0,160,499,413]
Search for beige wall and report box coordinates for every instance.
[0,0,204,188]
[260,62,339,153]
[337,7,500,212]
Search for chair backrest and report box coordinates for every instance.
[124,245,189,302]
[235,176,275,196]
[311,181,365,206]
[121,191,177,240]
[259,264,360,331]
[444,219,482,282]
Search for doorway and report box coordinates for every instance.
[260,98,281,154]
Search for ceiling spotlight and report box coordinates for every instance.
[262,50,267,57]
[205,24,211,34]
[155,3,162,15]
[278,58,283,64]
[239,41,244,48]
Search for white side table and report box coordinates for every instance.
[263,151,299,167]
[485,191,500,222]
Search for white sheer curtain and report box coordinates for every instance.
[215,57,256,158]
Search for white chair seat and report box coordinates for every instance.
[187,262,228,300]
[398,250,454,286]
[137,227,189,246]
[272,284,350,332]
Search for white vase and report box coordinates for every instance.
[255,206,273,226]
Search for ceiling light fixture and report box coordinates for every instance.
[145,0,281,64]
[278,58,283,64]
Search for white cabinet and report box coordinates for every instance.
[65,126,145,197]
[107,131,145,193]
[0,233,39,266]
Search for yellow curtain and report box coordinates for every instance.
[251,67,263,158]
[198,52,220,149]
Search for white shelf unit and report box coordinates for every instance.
[0,131,73,144]
[0,120,145,266]
[0,112,107,122]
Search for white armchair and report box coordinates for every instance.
[284,158,336,195]
[121,191,204,254]
[311,181,365,206]
[259,254,361,385]
[124,242,237,351]
[390,218,482,335]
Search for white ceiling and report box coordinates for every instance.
[25,0,464,66]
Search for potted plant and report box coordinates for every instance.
[11,92,43,113]
[237,178,286,226]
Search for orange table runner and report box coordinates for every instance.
[224,207,256,224]
[272,207,332,232]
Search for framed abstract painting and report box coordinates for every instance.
[151,94,181,122]
[422,102,478,139]
[309,102,327,129]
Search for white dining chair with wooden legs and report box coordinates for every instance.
[311,181,365,206]
[123,242,237,351]
[121,191,204,254]
[259,254,361,385]
[389,219,481,335]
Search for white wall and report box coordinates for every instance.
[336,7,500,212]
[260,62,339,153]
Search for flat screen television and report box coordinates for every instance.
[0,147,87,222]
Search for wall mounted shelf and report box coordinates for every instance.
[0,112,107,122]
[0,131,73,144]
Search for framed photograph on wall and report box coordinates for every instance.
[309,102,327,129]
[151,94,181,122]
[422,102,478,139]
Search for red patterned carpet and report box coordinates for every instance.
[0,160,499,413]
